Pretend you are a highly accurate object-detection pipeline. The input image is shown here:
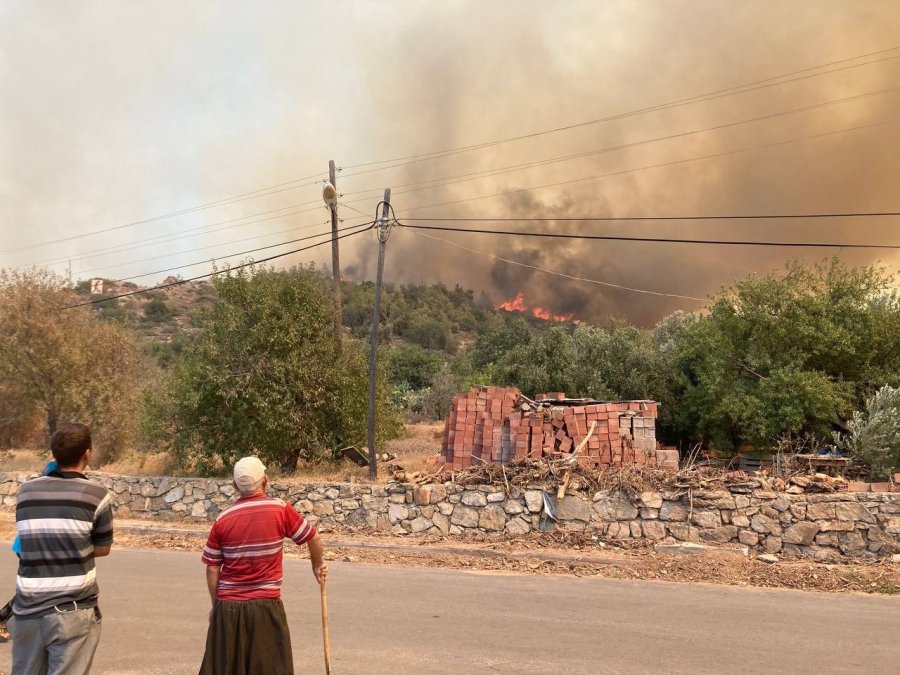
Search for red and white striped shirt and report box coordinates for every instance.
[201,493,317,601]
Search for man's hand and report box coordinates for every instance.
[206,565,221,608]
[313,562,328,585]
[307,532,327,585]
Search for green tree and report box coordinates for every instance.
[384,343,443,389]
[0,269,143,458]
[470,316,533,370]
[495,325,576,396]
[150,264,402,474]
[670,259,900,450]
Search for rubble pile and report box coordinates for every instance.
[438,386,678,472]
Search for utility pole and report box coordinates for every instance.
[366,188,392,480]
[327,160,342,350]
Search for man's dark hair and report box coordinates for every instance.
[50,423,92,468]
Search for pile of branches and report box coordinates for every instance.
[427,453,855,497]
[447,457,673,497]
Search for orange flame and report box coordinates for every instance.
[532,306,574,322]
[495,292,574,322]
[495,291,527,312]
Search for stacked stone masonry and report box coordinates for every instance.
[438,386,678,471]
[0,472,897,560]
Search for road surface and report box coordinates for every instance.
[0,548,896,674]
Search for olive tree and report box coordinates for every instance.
[149,264,402,474]
[0,269,143,457]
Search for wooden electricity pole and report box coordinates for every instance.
[328,160,342,350]
[366,188,392,479]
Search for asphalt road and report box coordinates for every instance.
[0,548,896,674]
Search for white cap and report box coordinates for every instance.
[233,456,266,488]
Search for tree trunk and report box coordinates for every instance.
[46,408,58,437]
[280,448,301,475]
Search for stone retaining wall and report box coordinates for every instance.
[1,472,897,560]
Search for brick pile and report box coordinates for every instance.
[438,386,679,471]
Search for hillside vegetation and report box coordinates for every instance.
[1,258,899,478]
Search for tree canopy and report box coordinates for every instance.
[0,269,143,458]
[670,259,900,450]
[149,264,402,474]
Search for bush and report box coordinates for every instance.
[384,344,443,389]
[836,385,900,480]
[143,298,174,323]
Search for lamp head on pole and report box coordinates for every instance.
[322,181,337,207]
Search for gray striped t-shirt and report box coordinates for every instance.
[13,472,114,617]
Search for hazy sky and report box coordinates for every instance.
[2,1,899,324]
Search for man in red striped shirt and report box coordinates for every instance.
[199,457,326,675]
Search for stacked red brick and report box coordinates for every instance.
[438,387,679,471]
[440,386,519,469]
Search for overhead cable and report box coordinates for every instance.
[339,86,900,203]
[63,224,374,309]
[337,48,900,177]
[398,223,900,249]
[402,228,708,302]
[17,201,329,271]
[116,222,373,283]
[396,117,900,215]
[2,177,326,258]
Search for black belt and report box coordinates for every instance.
[52,600,97,614]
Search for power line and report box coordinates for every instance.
[2,176,327,258]
[64,225,374,309]
[398,222,900,249]
[17,47,900,262]
[395,116,900,215]
[116,222,373,283]
[402,228,708,302]
[16,201,330,271]
[408,211,900,222]
[76,218,332,278]
[337,48,900,178]
[339,85,900,204]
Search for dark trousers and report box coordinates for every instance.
[199,598,294,675]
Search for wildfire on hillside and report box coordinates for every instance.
[495,292,574,322]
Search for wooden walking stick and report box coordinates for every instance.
[320,578,332,674]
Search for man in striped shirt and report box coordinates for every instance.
[10,423,113,675]
[199,456,326,675]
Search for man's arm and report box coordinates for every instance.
[308,532,327,584]
[91,493,114,557]
[206,565,220,605]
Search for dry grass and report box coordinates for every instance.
[101,451,175,476]
[0,449,49,472]
[283,422,443,484]
[0,423,444,483]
